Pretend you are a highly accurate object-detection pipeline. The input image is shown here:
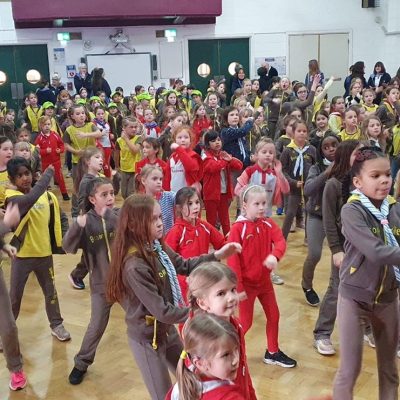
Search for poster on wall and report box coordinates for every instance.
[66,65,77,79]
[53,48,65,64]
[254,56,286,76]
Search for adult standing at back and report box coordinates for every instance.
[257,62,279,93]
[343,61,368,97]
[91,68,112,99]
[305,59,325,89]
[231,64,246,94]
[367,61,391,105]
[74,63,92,95]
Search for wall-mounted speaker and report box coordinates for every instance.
[362,0,377,8]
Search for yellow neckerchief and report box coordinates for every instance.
[26,106,42,132]
[348,193,396,206]
[50,117,62,136]
[384,101,396,115]
[7,189,62,248]
[286,140,306,150]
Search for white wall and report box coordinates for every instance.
[0,0,399,92]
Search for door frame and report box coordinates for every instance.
[287,29,352,77]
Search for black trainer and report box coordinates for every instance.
[263,350,297,368]
[69,367,86,385]
[62,193,71,201]
[303,288,320,307]
[68,274,85,290]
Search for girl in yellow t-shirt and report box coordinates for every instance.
[115,117,143,199]
[338,107,362,142]
[0,137,13,207]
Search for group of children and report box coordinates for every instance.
[0,63,399,400]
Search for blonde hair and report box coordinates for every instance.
[254,137,275,154]
[137,163,163,192]
[360,115,384,148]
[38,115,51,129]
[242,184,266,203]
[187,262,237,310]
[14,141,31,153]
[176,313,239,400]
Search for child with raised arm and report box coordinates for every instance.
[5,159,70,342]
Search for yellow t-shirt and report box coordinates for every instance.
[116,135,142,173]
[64,123,96,163]
[0,169,9,207]
[338,128,361,141]
[8,191,52,257]
[328,114,343,135]
[363,104,378,114]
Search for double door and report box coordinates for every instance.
[188,38,250,100]
[0,44,50,110]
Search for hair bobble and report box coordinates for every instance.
[180,350,188,360]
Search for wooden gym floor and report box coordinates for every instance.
[0,183,383,400]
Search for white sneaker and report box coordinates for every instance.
[271,272,284,285]
[364,333,376,348]
[314,338,336,356]
[51,324,71,342]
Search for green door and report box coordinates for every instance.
[0,45,50,111]
[188,38,250,101]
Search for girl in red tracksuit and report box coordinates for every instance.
[186,262,257,400]
[135,137,167,188]
[202,130,243,236]
[227,185,297,368]
[164,126,203,193]
[192,103,212,146]
[165,186,225,301]
[166,313,245,400]
[235,138,289,218]
[35,116,69,200]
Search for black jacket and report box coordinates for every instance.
[74,73,92,94]
[257,65,278,93]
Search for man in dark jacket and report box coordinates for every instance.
[257,62,278,93]
[74,63,92,94]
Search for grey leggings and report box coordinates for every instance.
[302,215,325,289]
[128,327,182,400]
[282,193,304,239]
[10,256,63,329]
[333,295,399,400]
[0,268,23,372]
[313,259,339,339]
[74,292,112,371]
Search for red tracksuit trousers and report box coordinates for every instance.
[239,278,280,353]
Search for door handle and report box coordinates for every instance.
[17,83,24,99]
[11,83,17,99]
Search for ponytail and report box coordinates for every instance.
[176,357,201,400]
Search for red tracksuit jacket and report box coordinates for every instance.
[165,218,225,300]
[35,131,64,165]
[227,216,286,293]
[165,378,245,400]
[164,146,203,191]
[202,149,243,201]
[192,117,212,145]
[230,317,257,400]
